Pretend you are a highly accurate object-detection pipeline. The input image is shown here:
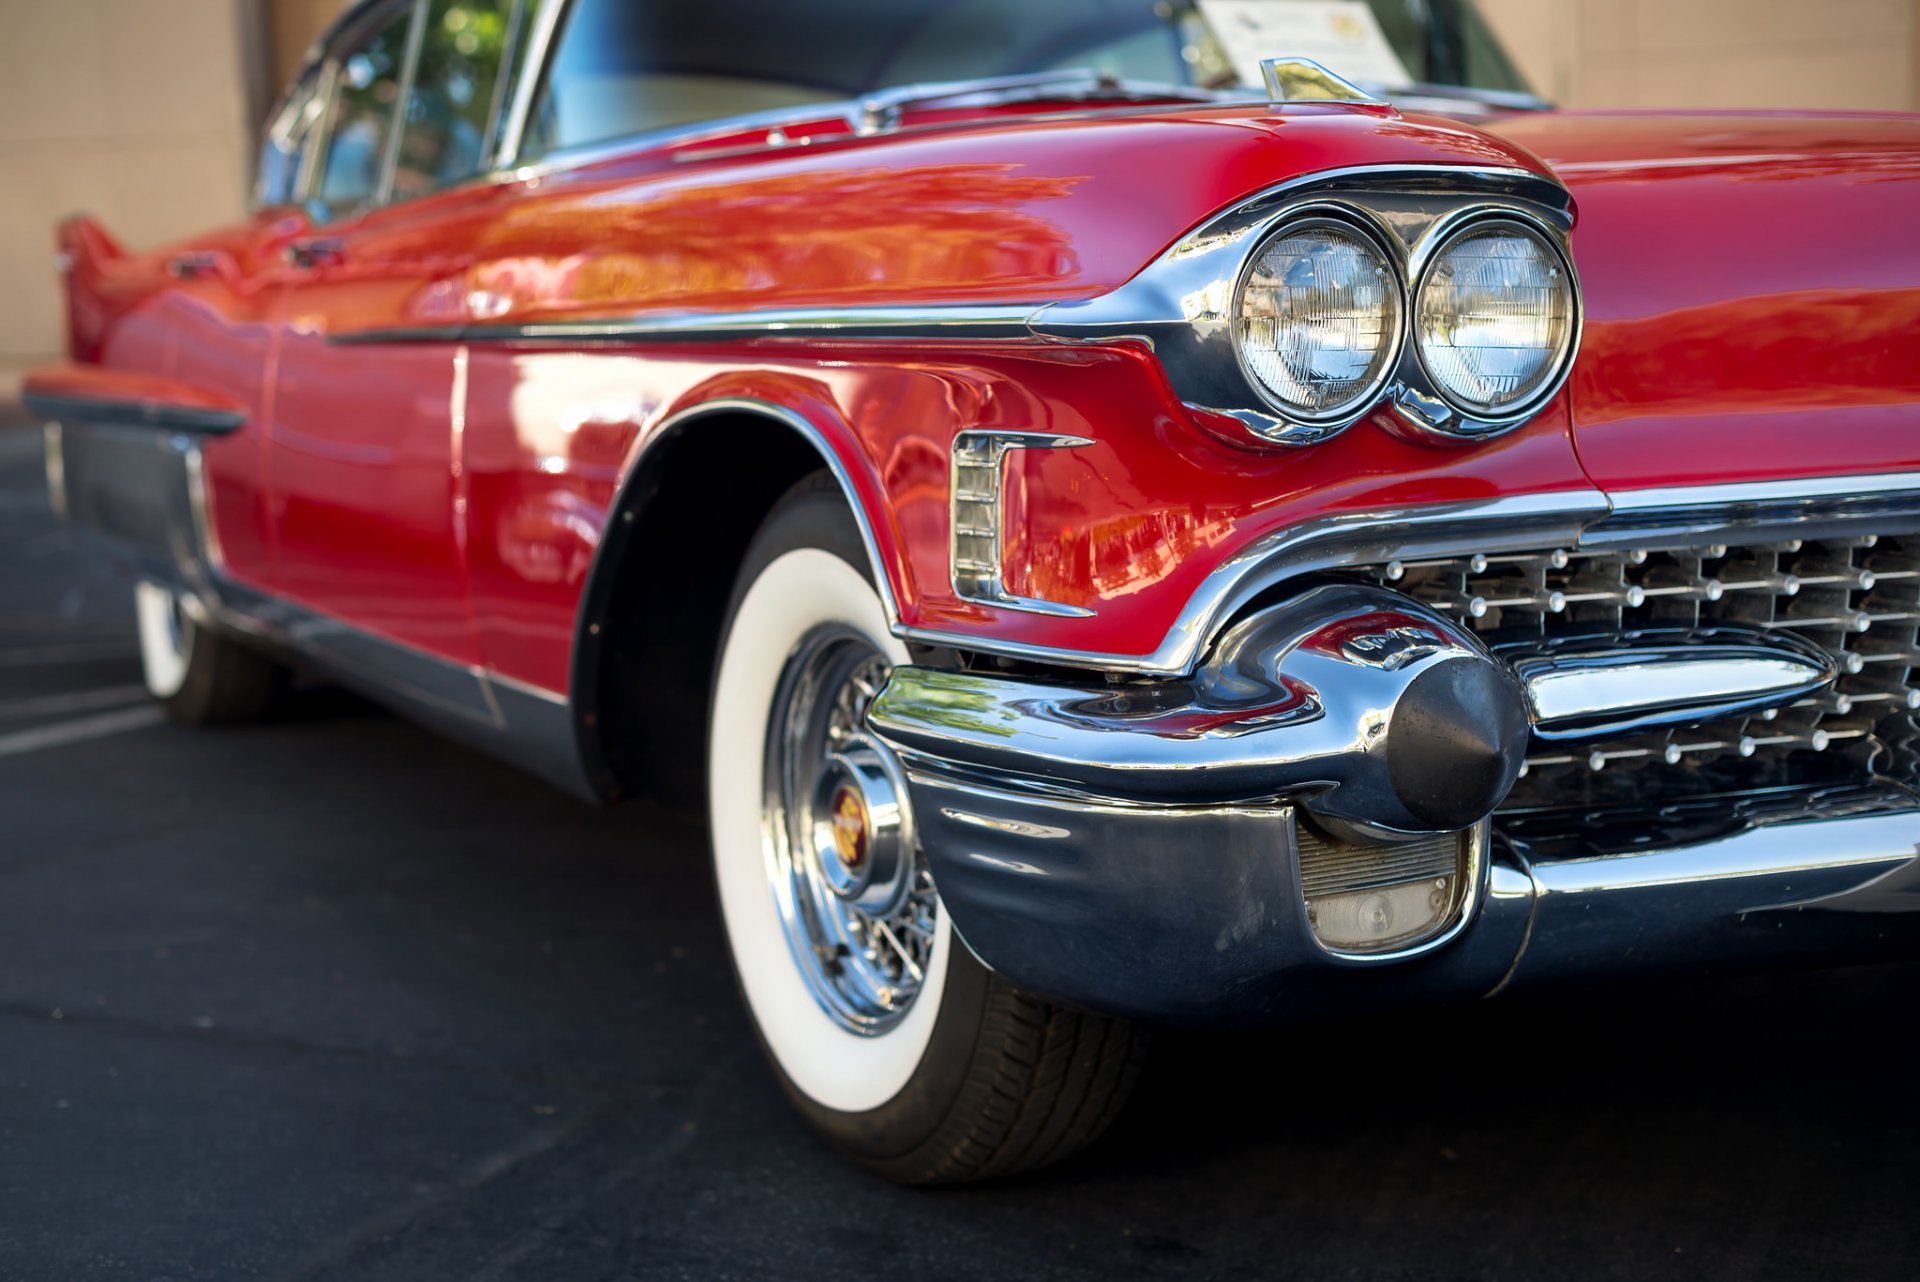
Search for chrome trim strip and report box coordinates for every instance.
[1586,471,1920,548]
[1605,471,1920,513]
[21,391,246,436]
[42,423,66,524]
[327,303,1043,347]
[183,447,226,576]
[374,0,431,207]
[584,394,904,630]
[488,665,570,707]
[495,0,566,167]
[476,0,530,167]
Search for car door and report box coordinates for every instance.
[264,0,522,670]
[174,65,331,591]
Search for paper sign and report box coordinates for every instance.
[1196,0,1413,90]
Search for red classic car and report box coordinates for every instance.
[25,0,1920,1183]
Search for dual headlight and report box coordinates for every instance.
[1233,212,1577,436]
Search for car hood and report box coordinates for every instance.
[1485,111,1920,492]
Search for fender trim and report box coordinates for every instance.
[567,396,902,798]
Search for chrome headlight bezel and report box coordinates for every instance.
[1228,208,1407,441]
[1028,167,1583,450]
[1403,211,1582,436]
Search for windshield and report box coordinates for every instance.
[521,0,1531,160]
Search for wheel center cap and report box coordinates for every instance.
[809,742,912,916]
[829,784,869,872]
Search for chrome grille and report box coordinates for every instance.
[1351,535,1920,808]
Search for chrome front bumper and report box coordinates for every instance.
[868,586,1920,1024]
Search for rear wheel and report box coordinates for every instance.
[135,580,289,725]
[708,475,1146,1184]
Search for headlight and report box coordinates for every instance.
[1234,217,1401,424]
[1415,219,1575,418]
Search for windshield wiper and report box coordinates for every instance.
[852,70,1231,134]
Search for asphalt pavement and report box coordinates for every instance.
[1,399,1915,1281]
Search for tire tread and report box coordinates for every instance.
[878,977,1150,1185]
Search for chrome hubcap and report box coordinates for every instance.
[764,626,938,1035]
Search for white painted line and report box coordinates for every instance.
[0,684,149,720]
[0,643,136,668]
[0,705,167,758]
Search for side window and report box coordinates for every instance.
[393,0,522,200]
[313,5,417,218]
[256,67,326,208]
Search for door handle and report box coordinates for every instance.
[284,238,345,270]
[166,251,226,280]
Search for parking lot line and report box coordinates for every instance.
[0,684,148,721]
[0,704,166,757]
[0,642,137,668]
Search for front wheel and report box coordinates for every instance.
[708,476,1146,1184]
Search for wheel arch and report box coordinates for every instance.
[571,396,904,808]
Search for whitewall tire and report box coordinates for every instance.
[706,474,1147,1183]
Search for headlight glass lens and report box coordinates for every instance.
[1416,221,1574,416]
[1236,220,1400,420]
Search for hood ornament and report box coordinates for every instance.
[1260,57,1380,105]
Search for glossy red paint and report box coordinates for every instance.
[19,363,244,418]
[45,97,1920,709]
[1488,112,1920,492]
[448,105,1548,329]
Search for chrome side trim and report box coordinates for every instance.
[494,0,566,167]
[42,423,66,524]
[326,303,1042,347]
[949,430,1095,617]
[615,396,901,626]
[373,0,431,208]
[1587,472,1920,548]
[21,391,245,436]
[488,665,570,707]
[183,447,226,576]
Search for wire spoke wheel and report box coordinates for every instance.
[763,626,938,1034]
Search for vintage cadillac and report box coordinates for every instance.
[24,0,1920,1182]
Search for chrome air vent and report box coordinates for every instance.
[1348,535,1920,808]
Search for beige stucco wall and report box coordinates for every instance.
[0,0,264,376]
[1479,0,1920,110]
[3,0,1920,376]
